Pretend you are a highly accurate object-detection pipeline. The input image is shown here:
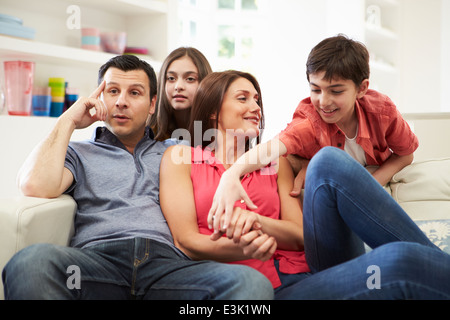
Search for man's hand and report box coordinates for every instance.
[62,80,108,129]
[15,81,107,198]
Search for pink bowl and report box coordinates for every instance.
[100,32,127,54]
[81,28,100,37]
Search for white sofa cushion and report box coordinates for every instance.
[0,195,76,300]
[390,158,450,253]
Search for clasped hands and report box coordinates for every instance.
[210,206,276,262]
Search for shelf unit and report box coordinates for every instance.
[364,0,401,106]
[0,35,140,68]
[0,0,173,115]
[72,0,168,15]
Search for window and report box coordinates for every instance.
[218,0,235,9]
[241,0,258,10]
[190,21,197,38]
[218,25,235,58]
[176,0,267,71]
[241,35,253,59]
[218,0,258,10]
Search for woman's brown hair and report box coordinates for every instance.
[188,70,265,150]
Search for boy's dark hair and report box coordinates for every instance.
[98,55,157,100]
[306,34,370,86]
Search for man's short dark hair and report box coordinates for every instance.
[98,55,157,100]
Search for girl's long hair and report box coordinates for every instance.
[149,47,212,141]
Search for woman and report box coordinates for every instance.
[161,71,310,289]
[150,47,212,141]
[160,71,450,299]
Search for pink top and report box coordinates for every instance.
[190,146,310,288]
[278,89,419,165]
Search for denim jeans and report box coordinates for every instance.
[3,238,273,300]
[276,147,450,299]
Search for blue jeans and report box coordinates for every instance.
[276,147,450,299]
[3,238,273,300]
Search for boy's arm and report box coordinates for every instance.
[160,145,276,262]
[208,138,287,233]
[17,81,107,198]
[286,155,310,196]
[371,153,414,186]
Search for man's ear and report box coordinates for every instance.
[357,79,369,99]
[149,95,157,115]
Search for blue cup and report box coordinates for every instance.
[32,95,51,116]
[50,101,64,117]
[32,87,52,116]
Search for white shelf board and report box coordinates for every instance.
[367,0,400,8]
[370,60,397,74]
[0,35,162,70]
[72,0,168,15]
[365,23,399,40]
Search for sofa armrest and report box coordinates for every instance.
[0,195,77,249]
[390,158,450,254]
[390,158,450,221]
[0,195,76,299]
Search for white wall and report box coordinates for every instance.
[404,114,450,162]
[256,0,450,139]
[256,0,327,141]
[400,0,442,113]
[441,0,450,112]
[250,0,365,141]
[1,0,449,198]
[0,116,96,198]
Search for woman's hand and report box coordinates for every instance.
[227,207,262,243]
[210,206,261,241]
[207,169,257,233]
[210,206,275,261]
[238,230,277,262]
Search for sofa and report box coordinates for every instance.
[389,158,450,253]
[1,157,449,300]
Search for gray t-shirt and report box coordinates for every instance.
[64,126,179,253]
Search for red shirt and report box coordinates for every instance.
[190,147,310,288]
[278,90,419,165]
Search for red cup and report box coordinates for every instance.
[4,61,35,116]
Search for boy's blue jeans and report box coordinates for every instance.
[3,238,273,300]
[276,147,450,299]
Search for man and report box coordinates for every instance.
[2,55,273,299]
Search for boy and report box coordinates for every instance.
[208,35,418,233]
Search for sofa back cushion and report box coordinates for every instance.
[390,158,450,253]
